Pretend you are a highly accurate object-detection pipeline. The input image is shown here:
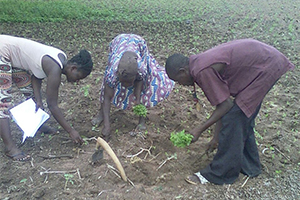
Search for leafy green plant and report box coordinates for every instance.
[133,104,147,117]
[64,174,74,190]
[170,130,193,148]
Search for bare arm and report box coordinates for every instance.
[133,80,143,104]
[102,83,115,136]
[45,70,71,131]
[191,98,233,142]
[42,56,83,144]
[191,62,229,142]
[206,119,222,152]
[31,75,44,110]
[213,119,222,143]
[133,79,146,129]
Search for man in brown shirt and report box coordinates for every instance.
[165,39,294,185]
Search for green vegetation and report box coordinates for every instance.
[20,178,27,184]
[1,0,299,59]
[1,0,297,41]
[0,0,299,198]
[170,130,193,148]
[0,0,206,22]
[133,104,147,118]
[0,0,105,22]
[80,84,90,97]
[64,173,74,190]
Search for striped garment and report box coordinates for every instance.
[0,56,33,118]
[100,34,174,109]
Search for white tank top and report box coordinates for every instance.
[0,35,66,79]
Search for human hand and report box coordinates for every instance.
[132,99,140,107]
[102,126,111,141]
[136,123,146,131]
[206,137,218,153]
[35,100,44,112]
[69,129,83,145]
[190,129,202,143]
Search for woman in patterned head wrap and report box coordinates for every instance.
[92,34,174,141]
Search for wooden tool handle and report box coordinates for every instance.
[96,137,127,182]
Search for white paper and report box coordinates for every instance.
[9,98,50,143]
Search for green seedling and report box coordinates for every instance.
[64,173,74,190]
[20,178,27,184]
[157,127,160,134]
[81,136,89,145]
[48,135,53,141]
[133,104,147,117]
[80,84,90,97]
[275,170,282,174]
[170,130,193,148]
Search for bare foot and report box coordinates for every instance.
[185,174,200,185]
[5,148,31,162]
[185,172,209,184]
[91,113,103,126]
[38,124,58,134]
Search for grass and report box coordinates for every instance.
[0,0,102,22]
[1,0,299,60]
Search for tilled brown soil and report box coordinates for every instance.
[0,2,299,199]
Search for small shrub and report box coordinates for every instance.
[170,130,193,148]
[133,104,147,117]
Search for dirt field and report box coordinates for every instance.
[0,1,299,199]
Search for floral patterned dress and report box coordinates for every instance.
[100,34,174,109]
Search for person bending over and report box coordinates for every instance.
[0,35,93,161]
[165,39,294,185]
[92,34,174,141]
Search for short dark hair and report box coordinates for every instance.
[165,53,189,77]
[69,49,93,76]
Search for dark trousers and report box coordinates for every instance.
[200,103,262,185]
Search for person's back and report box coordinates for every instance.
[190,39,294,91]
[189,39,294,117]
[0,35,65,78]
